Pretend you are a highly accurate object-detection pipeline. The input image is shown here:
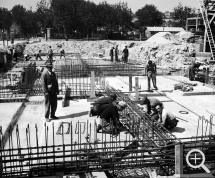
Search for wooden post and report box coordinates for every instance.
[175,144,183,176]
[90,71,96,98]
[129,75,132,92]
[135,77,139,101]
[205,67,210,84]
[203,30,207,53]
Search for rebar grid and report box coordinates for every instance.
[0,62,39,100]
[0,120,176,178]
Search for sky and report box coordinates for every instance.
[0,0,200,13]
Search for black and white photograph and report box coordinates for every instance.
[0,0,215,177]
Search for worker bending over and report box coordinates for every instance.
[140,96,163,121]
[97,101,127,135]
[155,104,178,130]
[89,94,117,117]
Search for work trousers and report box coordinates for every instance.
[44,93,57,118]
[48,54,53,64]
[115,54,118,62]
[147,71,157,90]
[99,118,118,135]
[123,54,128,63]
[110,55,114,62]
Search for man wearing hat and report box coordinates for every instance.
[109,47,114,62]
[41,63,59,122]
[97,101,127,135]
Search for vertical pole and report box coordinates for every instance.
[175,144,183,176]
[205,67,209,84]
[90,71,96,98]
[129,75,132,92]
[135,77,139,101]
[203,30,207,53]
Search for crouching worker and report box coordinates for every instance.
[155,104,179,130]
[97,101,127,135]
[89,94,117,117]
[140,96,163,121]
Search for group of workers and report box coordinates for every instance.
[88,93,178,136]
[23,46,66,62]
[110,45,129,63]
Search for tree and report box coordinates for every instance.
[135,4,163,28]
[172,2,196,28]
[36,0,53,34]
[50,0,82,40]
[0,8,13,41]
[11,5,27,36]
[78,1,98,39]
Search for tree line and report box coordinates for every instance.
[0,0,198,40]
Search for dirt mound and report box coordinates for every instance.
[21,40,195,69]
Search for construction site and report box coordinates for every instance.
[1,1,215,178]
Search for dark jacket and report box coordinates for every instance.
[95,96,113,105]
[145,62,156,73]
[41,69,59,95]
[100,105,119,126]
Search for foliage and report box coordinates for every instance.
[36,0,53,32]
[135,4,163,28]
[11,5,27,35]
[172,2,196,28]
[0,7,13,33]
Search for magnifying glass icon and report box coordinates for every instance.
[186,149,210,173]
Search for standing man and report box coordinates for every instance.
[122,46,129,63]
[41,63,59,122]
[48,46,53,64]
[145,60,158,91]
[110,47,114,62]
[115,45,119,62]
[12,47,18,62]
[60,47,66,59]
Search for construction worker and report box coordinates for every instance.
[145,60,158,91]
[35,50,43,60]
[110,47,114,62]
[24,54,31,61]
[97,101,127,135]
[155,104,179,130]
[60,47,65,59]
[115,45,119,62]
[48,46,53,64]
[12,47,18,62]
[187,62,201,81]
[89,94,117,117]
[122,46,129,63]
[140,96,163,121]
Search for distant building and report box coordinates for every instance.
[145,27,185,38]
[162,11,174,27]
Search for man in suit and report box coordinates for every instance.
[41,63,59,122]
[110,47,114,62]
[122,46,129,63]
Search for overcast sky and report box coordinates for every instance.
[0,0,199,13]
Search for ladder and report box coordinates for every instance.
[199,0,215,60]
